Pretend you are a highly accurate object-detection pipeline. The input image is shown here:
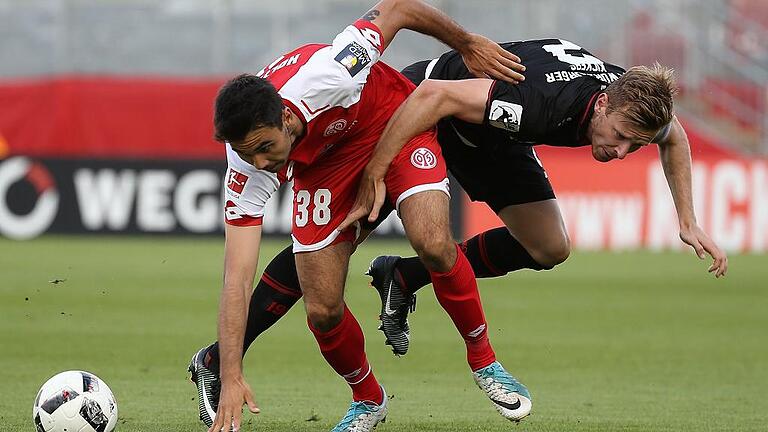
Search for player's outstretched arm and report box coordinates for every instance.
[339,79,492,230]
[363,0,524,82]
[210,224,262,432]
[657,116,728,277]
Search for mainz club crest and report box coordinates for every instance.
[324,119,348,137]
[410,148,437,169]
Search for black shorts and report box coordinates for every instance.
[402,61,555,214]
[438,121,555,213]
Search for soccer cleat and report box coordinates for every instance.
[331,386,388,432]
[366,256,416,356]
[472,361,532,422]
[188,344,221,428]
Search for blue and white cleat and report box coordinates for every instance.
[472,361,532,422]
[331,386,388,432]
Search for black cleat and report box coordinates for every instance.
[188,344,221,428]
[366,256,416,356]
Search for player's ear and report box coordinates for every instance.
[595,92,609,115]
[282,106,292,126]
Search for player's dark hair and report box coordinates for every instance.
[605,63,677,132]
[213,74,283,143]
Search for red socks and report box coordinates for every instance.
[431,245,496,371]
[309,305,383,404]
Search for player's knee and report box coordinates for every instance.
[532,235,571,269]
[411,235,456,273]
[305,303,344,332]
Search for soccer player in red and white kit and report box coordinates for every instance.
[188,1,528,431]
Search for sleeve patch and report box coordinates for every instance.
[334,41,371,77]
[226,168,248,196]
[488,100,523,132]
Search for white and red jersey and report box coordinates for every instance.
[222,20,449,251]
[223,142,280,227]
[223,19,414,227]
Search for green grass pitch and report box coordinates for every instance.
[1,237,766,431]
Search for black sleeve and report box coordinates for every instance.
[483,80,544,138]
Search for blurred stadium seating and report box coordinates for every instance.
[0,0,765,154]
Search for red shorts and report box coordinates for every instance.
[291,130,449,252]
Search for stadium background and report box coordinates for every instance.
[1,1,766,431]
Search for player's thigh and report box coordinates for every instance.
[497,199,570,265]
[398,191,456,271]
[384,130,454,270]
[399,190,452,243]
[295,242,353,326]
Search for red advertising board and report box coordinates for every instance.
[0,77,223,159]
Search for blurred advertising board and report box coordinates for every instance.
[0,157,405,240]
[1,78,765,251]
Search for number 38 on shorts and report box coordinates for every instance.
[294,188,332,227]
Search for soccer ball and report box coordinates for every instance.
[32,371,118,432]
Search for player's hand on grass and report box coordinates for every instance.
[679,225,728,278]
[338,166,388,233]
[209,376,259,432]
[461,33,525,84]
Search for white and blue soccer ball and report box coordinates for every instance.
[33,371,118,432]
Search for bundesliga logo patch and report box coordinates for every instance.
[334,42,370,77]
[410,148,437,169]
[489,100,523,133]
[226,168,248,195]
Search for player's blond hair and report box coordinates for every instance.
[605,63,677,132]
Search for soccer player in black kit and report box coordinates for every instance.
[190,38,728,423]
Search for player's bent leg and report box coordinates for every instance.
[400,191,532,422]
[497,199,570,269]
[296,243,386,431]
[370,199,570,311]
[400,191,496,368]
[370,190,458,356]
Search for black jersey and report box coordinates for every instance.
[402,38,626,148]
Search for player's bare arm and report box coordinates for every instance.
[657,116,728,277]
[211,224,262,432]
[339,79,492,230]
[363,0,524,82]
